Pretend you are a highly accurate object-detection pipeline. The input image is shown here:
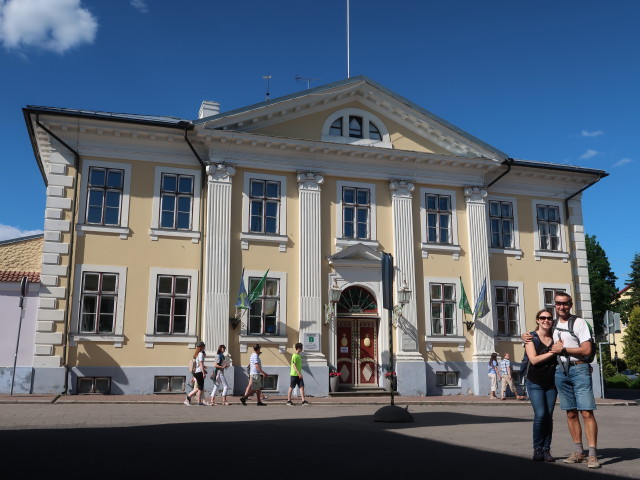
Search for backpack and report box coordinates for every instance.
[555,315,596,363]
[520,331,541,378]
[188,357,196,375]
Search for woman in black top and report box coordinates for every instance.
[525,309,559,462]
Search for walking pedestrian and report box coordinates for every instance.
[287,343,309,406]
[209,344,230,406]
[499,353,525,400]
[488,352,500,399]
[185,341,207,406]
[240,344,268,406]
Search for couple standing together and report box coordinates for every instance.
[523,292,600,469]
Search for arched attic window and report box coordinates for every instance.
[322,109,392,148]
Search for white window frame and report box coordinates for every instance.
[150,166,202,243]
[76,160,132,239]
[538,282,571,321]
[145,267,199,347]
[420,187,461,259]
[491,280,526,341]
[424,276,466,350]
[70,264,127,347]
[241,172,288,252]
[335,180,378,251]
[239,269,288,349]
[321,108,393,148]
[531,199,569,261]
[487,195,522,259]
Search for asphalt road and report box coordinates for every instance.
[0,403,638,479]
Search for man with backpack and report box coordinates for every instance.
[549,292,600,469]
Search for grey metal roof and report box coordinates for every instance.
[510,158,608,177]
[195,75,510,160]
[24,105,192,129]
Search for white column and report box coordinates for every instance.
[298,172,326,365]
[465,186,494,395]
[389,180,420,355]
[567,196,593,325]
[203,164,236,352]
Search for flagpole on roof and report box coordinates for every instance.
[346,0,350,78]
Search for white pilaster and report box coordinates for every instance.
[203,163,236,351]
[567,196,593,325]
[465,187,494,394]
[298,172,326,365]
[389,180,421,357]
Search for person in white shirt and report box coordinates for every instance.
[240,344,268,406]
[549,292,600,469]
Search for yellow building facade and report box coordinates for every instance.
[23,77,606,396]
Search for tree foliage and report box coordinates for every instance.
[622,306,640,372]
[624,252,640,309]
[585,234,618,337]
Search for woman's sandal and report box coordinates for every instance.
[222,402,230,406]
[208,402,217,406]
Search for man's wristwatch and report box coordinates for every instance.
[561,348,567,355]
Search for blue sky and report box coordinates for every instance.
[0,0,638,289]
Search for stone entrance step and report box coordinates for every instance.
[329,386,394,397]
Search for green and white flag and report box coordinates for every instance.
[248,269,270,304]
[459,277,473,315]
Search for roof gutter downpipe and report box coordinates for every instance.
[564,175,605,221]
[487,158,513,188]
[182,125,208,343]
[35,115,79,396]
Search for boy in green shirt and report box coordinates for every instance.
[287,343,309,406]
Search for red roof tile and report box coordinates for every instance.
[0,271,40,283]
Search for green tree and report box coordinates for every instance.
[624,252,640,309]
[622,306,640,372]
[585,234,618,338]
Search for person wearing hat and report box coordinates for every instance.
[185,341,207,405]
[240,344,268,406]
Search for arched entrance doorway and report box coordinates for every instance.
[336,286,379,386]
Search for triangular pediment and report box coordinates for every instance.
[196,76,507,160]
[328,243,382,268]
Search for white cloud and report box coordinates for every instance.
[130,0,148,13]
[0,0,98,54]
[580,130,604,137]
[0,224,43,241]
[613,158,633,168]
[578,149,598,160]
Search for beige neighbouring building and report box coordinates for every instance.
[21,76,607,396]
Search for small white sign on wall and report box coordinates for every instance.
[303,333,320,352]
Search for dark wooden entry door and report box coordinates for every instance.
[336,318,378,385]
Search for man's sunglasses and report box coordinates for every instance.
[554,301,571,306]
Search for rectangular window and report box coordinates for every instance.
[543,288,566,320]
[495,286,520,336]
[430,282,456,335]
[160,173,194,230]
[86,167,124,225]
[248,277,280,335]
[249,179,281,234]
[436,372,459,386]
[489,200,514,248]
[426,194,452,244]
[77,377,111,394]
[262,375,278,391]
[154,376,186,393]
[537,204,561,251]
[155,275,190,334]
[79,272,118,334]
[342,187,370,239]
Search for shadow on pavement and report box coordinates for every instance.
[0,411,632,479]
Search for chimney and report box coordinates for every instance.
[198,100,220,119]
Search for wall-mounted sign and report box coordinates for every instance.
[304,333,320,352]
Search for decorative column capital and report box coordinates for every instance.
[464,186,488,203]
[390,180,415,198]
[297,171,324,191]
[206,163,236,183]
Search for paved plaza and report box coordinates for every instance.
[0,395,638,479]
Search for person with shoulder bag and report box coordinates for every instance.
[209,345,231,406]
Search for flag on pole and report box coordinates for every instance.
[235,268,250,310]
[248,269,270,304]
[458,277,473,315]
[473,278,490,320]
